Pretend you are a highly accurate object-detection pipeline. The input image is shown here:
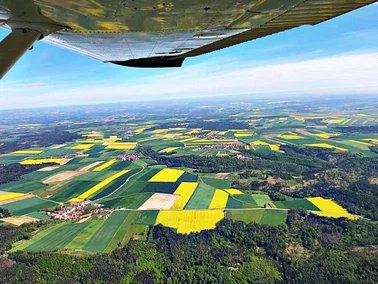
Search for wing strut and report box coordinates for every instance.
[0,29,41,79]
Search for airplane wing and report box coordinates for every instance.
[0,0,376,78]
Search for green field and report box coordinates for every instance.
[201,177,232,189]
[260,210,288,225]
[141,182,180,194]
[101,192,154,209]
[83,210,129,253]
[134,210,159,225]
[251,194,271,206]
[49,181,98,202]
[25,212,51,220]
[226,197,256,209]
[104,211,148,252]
[23,223,89,252]
[1,197,57,216]
[226,209,265,223]
[0,180,47,193]
[65,220,105,250]
[273,199,320,211]
[185,183,216,209]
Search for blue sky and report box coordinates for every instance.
[1,3,378,109]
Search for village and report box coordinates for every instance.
[45,200,112,221]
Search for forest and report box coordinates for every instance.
[0,211,377,283]
[0,130,80,154]
[0,164,45,185]
[141,145,378,221]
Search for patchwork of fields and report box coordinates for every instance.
[1,108,375,254]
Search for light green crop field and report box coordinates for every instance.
[65,220,105,250]
[201,177,232,189]
[251,194,272,206]
[184,183,216,209]
[0,180,47,193]
[23,223,89,252]
[226,209,265,224]
[260,210,288,225]
[1,197,57,216]
[83,210,130,253]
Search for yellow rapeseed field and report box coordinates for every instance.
[153,129,169,133]
[155,210,225,234]
[0,192,26,202]
[160,147,180,153]
[185,130,201,135]
[278,134,303,140]
[171,182,199,210]
[251,141,280,151]
[78,137,120,144]
[180,137,197,143]
[71,144,94,150]
[12,150,42,155]
[93,160,116,171]
[307,197,357,219]
[162,134,177,139]
[20,158,64,165]
[341,119,352,125]
[357,114,369,117]
[105,142,137,150]
[208,189,229,209]
[234,133,254,137]
[225,189,244,195]
[313,133,341,139]
[305,143,347,151]
[294,117,305,121]
[70,170,130,202]
[245,145,251,150]
[135,128,147,135]
[149,168,184,182]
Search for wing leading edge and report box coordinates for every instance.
[0,0,376,73]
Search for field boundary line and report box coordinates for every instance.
[35,195,60,205]
[94,167,145,202]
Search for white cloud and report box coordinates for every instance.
[1,51,378,109]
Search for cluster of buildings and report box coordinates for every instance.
[123,130,134,138]
[199,143,239,150]
[117,153,139,161]
[236,154,247,160]
[46,201,111,220]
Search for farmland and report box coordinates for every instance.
[0,96,377,257]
